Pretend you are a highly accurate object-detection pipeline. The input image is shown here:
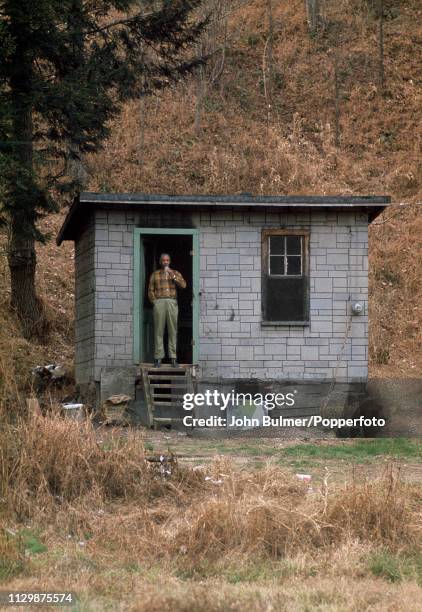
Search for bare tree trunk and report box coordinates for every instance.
[378,0,385,92]
[305,0,321,33]
[266,0,274,101]
[193,0,229,135]
[8,214,43,339]
[263,0,274,125]
[333,54,341,148]
[7,22,44,338]
[66,141,89,188]
[194,54,206,136]
[138,97,145,163]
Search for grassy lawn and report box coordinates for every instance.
[148,436,422,479]
[158,436,422,466]
[278,438,422,463]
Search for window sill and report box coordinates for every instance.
[261,321,310,327]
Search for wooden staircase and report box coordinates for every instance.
[140,363,195,428]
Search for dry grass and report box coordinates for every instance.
[88,0,422,200]
[1,416,421,554]
[1,415,422,609]
[369,202,422,375]
[168,463,419,566]
[0,412,203,532]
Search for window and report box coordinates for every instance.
[268,235,303,276]
[262,230,309,324]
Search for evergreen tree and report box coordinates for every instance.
[0,0,205,337]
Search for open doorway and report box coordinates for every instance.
[141,234,193,364]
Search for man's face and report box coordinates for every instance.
[160,255,170,268]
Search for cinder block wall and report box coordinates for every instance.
[198,209,368,383]
[74,216,96,384]
[92,208,135,381]
[75,207,369,387]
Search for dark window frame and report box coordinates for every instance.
[261,229,310,326]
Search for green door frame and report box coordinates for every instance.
[133,228,200,364]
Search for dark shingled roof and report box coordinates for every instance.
[57,192,391,244]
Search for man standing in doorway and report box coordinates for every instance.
[148,253,187,367]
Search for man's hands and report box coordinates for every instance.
[164,266,176,280]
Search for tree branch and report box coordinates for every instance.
[88,12,149,34]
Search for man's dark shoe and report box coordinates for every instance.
[154,359,161,368]
[170,359,178,367]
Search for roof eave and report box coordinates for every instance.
[57,193,392,244]
[56,196,80,245]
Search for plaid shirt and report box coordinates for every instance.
[148,269,186,303]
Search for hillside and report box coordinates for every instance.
[0,0,421,395]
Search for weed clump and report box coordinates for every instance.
[169,463,420,562]
[0,413,201,527]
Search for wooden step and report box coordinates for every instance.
[148,373,188,379]
[147,371,187,375]
[151,395,187,403]
[149,383,188,389]
[153,417,184,423]
[140,363,195,429]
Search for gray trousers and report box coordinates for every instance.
[153,298,178,359]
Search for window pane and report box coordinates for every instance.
[287,256,301,275]
[269,235,284,255]
[269,255,284,275]
[286,235,302,255]
[265,277,307,321]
